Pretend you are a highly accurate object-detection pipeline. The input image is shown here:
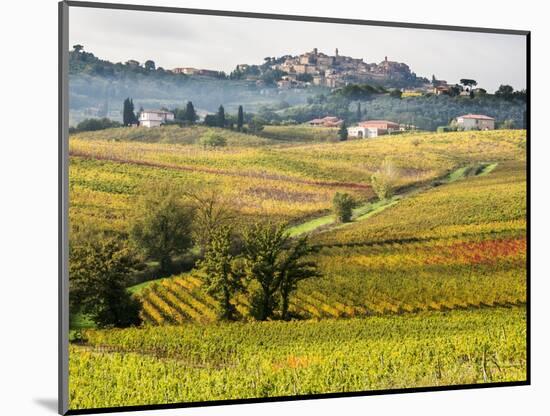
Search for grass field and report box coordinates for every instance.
[68,125,527,410]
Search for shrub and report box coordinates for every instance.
[199,132,227,148]
[371,158,399,201]
[332,192,355,223]
[71,117,121,133]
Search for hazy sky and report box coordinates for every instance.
[69,6,527,92]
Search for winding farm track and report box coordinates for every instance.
[70,150,372,191]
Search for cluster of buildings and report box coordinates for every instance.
[306,114,495,137]
[137,108,495,132]
[171,67,222,77]
[308,116,344,127]
[270,48,419,89]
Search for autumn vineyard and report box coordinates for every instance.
[68,126,527,409]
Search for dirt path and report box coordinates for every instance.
[287,162,498,237]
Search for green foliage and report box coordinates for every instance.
[371,158,399,201]
[217,105,226,128]
[144,60,156,71]
[338,121,348,141]
[188,192,235,253]
[260,68,287,85]
[199,132,227,148]
[69,238,141,328]
[332,83,385,100]
[197,225,244,320]
[241,222,288,320]
[183,101,197,124]
[248,116,266,133]
[390,89,403,99]
[130,184,194,273]
[70,117,121,134]
[237,105,244,131]
[122,97,137,126]
[332,192,356,223]
[278,236,319,320]
[240,222,318,321]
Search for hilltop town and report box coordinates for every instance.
[227,48,428,89]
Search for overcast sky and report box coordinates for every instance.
[69,6,527,92]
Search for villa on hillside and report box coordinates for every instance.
[348,120,400,138]
[139,109,175,128]
[455,114,495,130]
[172,67,220,77]
[308,116,344,127]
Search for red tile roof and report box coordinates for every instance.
[359,120,399,129]
[459,114,494,120]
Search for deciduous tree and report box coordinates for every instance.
[130,184,194,274]
[69,238,141,328]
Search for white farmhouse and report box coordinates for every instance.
[348,120,400,138]
[139,109,175,128]
[456,114,495,130]
[348,125,380,138]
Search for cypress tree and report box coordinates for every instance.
[237,105,244,131]
[122,98,131,126]
[356,102,362,121]
[185,101,197,125]
[338,121,348,141]
[217,105,226,128]
[123,98,137,126]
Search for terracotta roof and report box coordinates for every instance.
[459,114,494,120]
[359,120,399,128]
[142,109,173,114]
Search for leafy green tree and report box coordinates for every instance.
[237,105,244,131]
[130,185,194,274]
[278,236,319,320]
[200,132,227,149]
[72,118,121,133]
[356,102,362,121]
[203,114,218,127]
[248,116,266,133]
[241,222,288,321]
[197,225,244,320]
[72,44,84,53]
[217,105,226,128]
[187,191,235,253]
[69,238,142,328]
[495,84,515,100]
[184,101,197,124]
[241,222,319,321]
[459,79,477,89]
[332,192,356,223]
[144,60,156,71]
[338,121,348,141]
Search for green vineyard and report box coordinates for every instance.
[70,307,527,409]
